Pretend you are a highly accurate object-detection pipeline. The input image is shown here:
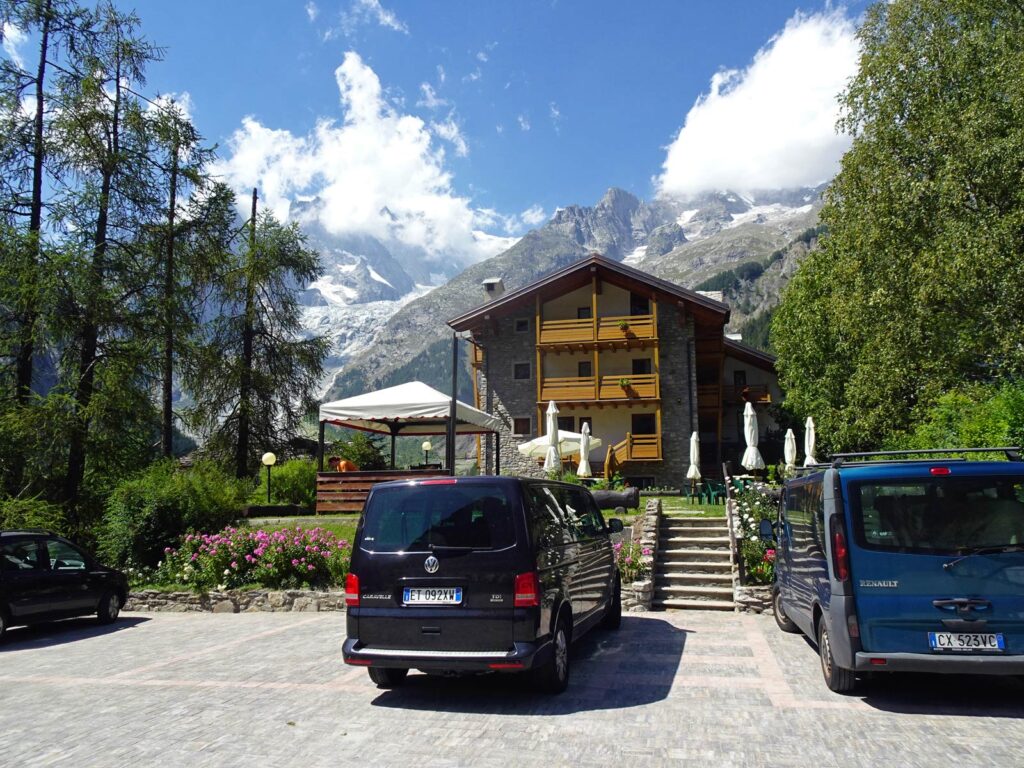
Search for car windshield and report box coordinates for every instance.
[852,475,1024,554]
[360,483,516,553]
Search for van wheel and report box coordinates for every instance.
[600,575,622,630]
[534,616,571,694]
[773,589,799,634]
[368,667,408,689]
[818,620,856,694]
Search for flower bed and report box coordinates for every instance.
[138,525,352,592]
[614,539,652,583]
[732,485,779,586]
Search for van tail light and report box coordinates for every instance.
[930,467,951,476]
[345,572,360,607]
[832,523,851,583]
[514,572,540,607]
[847,613,860,639]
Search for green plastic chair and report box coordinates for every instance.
[702,479,726,505]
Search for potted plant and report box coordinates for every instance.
[618,377,631,388]
[617,320,630,331]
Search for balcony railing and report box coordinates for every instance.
[540,373,659,402]
[537,313,656,345]
[605,432,662,475]
[722,384,771,404]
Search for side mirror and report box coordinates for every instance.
[758,518,775,543]
[607,518,624,534]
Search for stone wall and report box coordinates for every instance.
[622,497,661,612]
[734,585,773,615]
[125,589,346,613]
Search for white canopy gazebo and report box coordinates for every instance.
[317,381,502,471]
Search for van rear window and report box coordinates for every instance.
[852,476,1024,553]
[360,484,516,552]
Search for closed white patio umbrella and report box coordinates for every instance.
[686,431,702,482]
[784,428,798,473]
[577,422,594,478]
[741,402,765,471]
[543,401,561,471]
[804,416,818,466]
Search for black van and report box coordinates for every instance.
[342,476,624,693]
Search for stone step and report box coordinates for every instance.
[658,548,732,561]
[652,598,735,611]
[656,561,733,575]
[658,536,731,549]
[660,515,729,526]
[654,584,735,599]
[658,524,729,536]
[654,571,733,585]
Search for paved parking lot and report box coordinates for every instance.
[1,610,1022,767]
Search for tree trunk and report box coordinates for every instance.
[14,0,52,405]
[235,187,257,479]
[161,136,179,458]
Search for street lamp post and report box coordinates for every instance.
[261,452,277,504]
[422,440,432,466]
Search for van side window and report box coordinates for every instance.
[526,485,573,547]
[563,488,605,538]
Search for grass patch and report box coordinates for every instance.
[653,496,727,516]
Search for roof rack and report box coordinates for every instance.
[830,447,1022,469]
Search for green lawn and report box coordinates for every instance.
[247,515,359,544]
[648,495,727,517]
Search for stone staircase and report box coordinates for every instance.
[652,515,735,611]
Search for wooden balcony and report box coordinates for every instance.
[604,432,662,476]
[722,384,772,404]
[539,373,659,403]
[537,314,657,346]
[471,343,483,368]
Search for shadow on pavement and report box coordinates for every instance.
[370,616,688,715]
[1,616,150,651]
[857,672,1024,718]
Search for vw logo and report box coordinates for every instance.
[424,555,439,574]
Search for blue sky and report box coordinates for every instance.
[6,0,871,263]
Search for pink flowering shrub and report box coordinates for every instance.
[613,539,652,583]
[155,526,351,591]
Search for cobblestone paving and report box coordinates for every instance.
[1,610,1022,767]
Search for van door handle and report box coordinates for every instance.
[933,598,992,614]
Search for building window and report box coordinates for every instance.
[578,416,593,433]
[513,362,531,380]
[578,360,593,378]
[630,292,650,316]
[734,369,747,386]
[557,416,575,432]
[632,358,652,376]
[576,306,592,320]
[514,318,529,333]
[512,417,531,436]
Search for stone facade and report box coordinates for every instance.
[124,589,346,613]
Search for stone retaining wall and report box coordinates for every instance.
[125,589,346,613]
[734,585,773,615]
[622,497,661,612]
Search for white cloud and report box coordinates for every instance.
[305,1,319,22]
[463,68,482,83]
[2,22,27,69]
[476,51,488,63]
[417,83,447,110]
[657,9,858,198]
[147,91,195,123]
[517,114,530,132]
[338,0,408,36]
[431,115,468,157]
[495,124,504,135]
[519,204,548,228]
[436,64,446,84]
[549,102,562,134]
[213,52,514,265]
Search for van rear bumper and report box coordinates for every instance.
[342,637,552,672]
[854,652,1024,674]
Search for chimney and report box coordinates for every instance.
[482,277,505,301]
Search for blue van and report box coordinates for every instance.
[768,448,1024,692]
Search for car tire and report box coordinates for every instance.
[368,667,408,689]
[600,574,622,630]
[97,591,121,625]
[773,589,800,634]
[534,615,571,694]
[818,619,856,694]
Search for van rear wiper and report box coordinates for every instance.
[943,545,1024,570]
